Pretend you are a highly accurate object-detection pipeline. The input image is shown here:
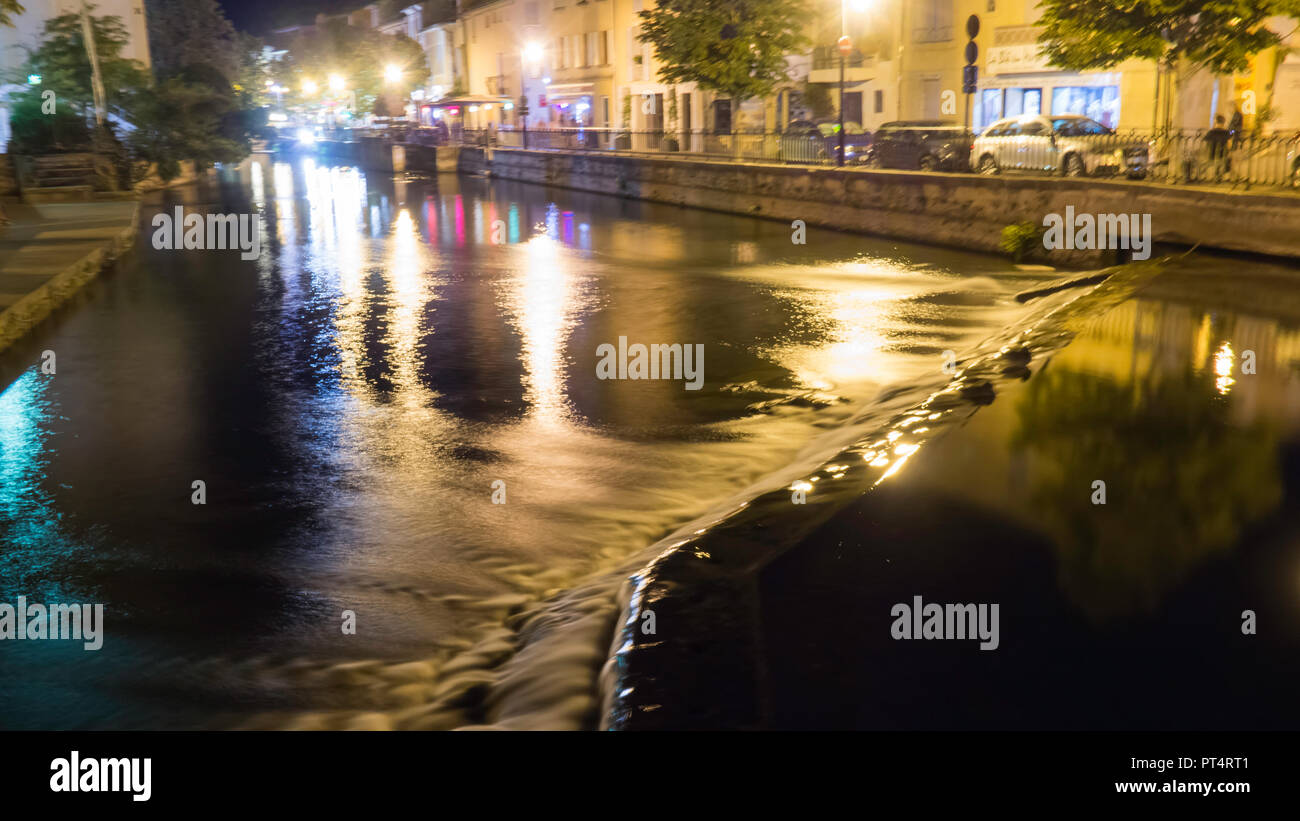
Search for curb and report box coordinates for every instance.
[0,202,140,356]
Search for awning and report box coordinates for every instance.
[424,96,511,109]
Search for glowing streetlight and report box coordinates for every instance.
[302,79,319,95]
[384,64,403,83]
[522,41,544,65]
[328,74,346,93]
[850,0,871,11]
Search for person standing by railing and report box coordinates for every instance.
[1205,116,1232,182]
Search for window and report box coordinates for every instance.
[1050,85,1120,128]
[978,89,1003,129]
[1052,117,1111,136]
[1005,88,1042,118]
[713,99,732,134]
[874,89,884,114]
[914,0,953,43]
[1015,121,1048,136]
[843,91,863,126]
[586,32,607,66]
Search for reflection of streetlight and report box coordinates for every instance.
[302,79,318,95]
[385,64,402,83]
[329,74,346,93]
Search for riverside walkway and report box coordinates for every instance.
[0,200,138,354]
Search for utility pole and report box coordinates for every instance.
[80,1,106,127]
[836,0,850,167]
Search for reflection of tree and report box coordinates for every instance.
[1012,366,1280,624]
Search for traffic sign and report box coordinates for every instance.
[837,35,853,57]
[966,14,980,39]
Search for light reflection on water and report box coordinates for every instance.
[0,157,1063,729]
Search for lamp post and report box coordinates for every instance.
[521,41,544,146]
[836,0,870,167]
[837,32,851,167]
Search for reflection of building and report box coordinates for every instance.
[0,0,152,151]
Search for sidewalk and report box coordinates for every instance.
[0,200,139,354]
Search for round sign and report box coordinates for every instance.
[965,41,978,65]
[966,14,980,39]
[837,35,853,57]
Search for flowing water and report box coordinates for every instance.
[0,157,1113,729]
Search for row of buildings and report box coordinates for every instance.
[292,0,1300,137]
[2,0,1298,148]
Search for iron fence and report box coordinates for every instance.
[452,126,1300,190]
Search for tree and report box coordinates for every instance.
[1036,0,1300,128]
[125,73,248,182]
[144,0,241,82]
[1,0,23,29]
[18,12,148,124]
[137,0,262,178]
[280,18,426,117]
[637,0,810,122]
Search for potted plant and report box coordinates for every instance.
[663,86,680,152]
[615,93,632,149]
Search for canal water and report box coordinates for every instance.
[0,157,1286,730]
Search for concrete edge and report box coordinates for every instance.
[595,261,1164,729]
[0,202,140,356]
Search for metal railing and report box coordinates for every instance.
[455,126,1300,190]
[464,127,855,165]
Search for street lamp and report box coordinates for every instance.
[329,74,346,93]
[836,0,874,167]
[302,79,318,95]
[385,64,403,84]
[521,41,545,145]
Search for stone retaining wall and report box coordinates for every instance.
[461,148,1300,264]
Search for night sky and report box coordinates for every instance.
[218,0,358,34]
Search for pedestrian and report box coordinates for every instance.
[1205,115,1231,181]
[1228,105,1243,148]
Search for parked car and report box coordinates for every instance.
[866,121,970,171]
[778,119,872,164]
[778,120,827,163]
[814,119,873,164]
[970,114,1149,178]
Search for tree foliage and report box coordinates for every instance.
[1036,0,1300,76]
[136,0,261,179]
[1,0,24,29]
[278,18,425,116]
[637,0,810,108]
[19,13,148,121]
[144,0,242,80]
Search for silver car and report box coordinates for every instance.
[970,114,1148,178]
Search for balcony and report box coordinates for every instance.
[808,48,874,85]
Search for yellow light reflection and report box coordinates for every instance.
[1214,341,1235,395]
[504,236,579,424]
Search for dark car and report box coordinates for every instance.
[867,121,971,171]
[814,119,873,164]
[778,119,872,164]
